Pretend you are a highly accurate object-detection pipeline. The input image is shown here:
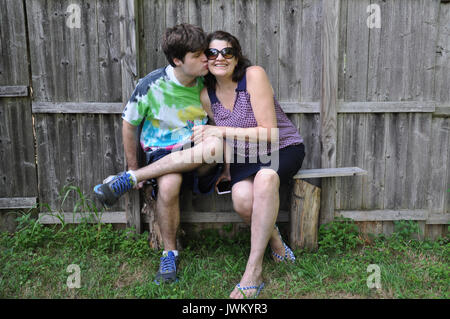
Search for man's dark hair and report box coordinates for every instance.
[162,24,207,67]
[204,31,252,90]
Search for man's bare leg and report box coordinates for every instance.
[132,136,223,183]
[156,173,183,252]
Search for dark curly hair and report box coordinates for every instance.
[204,31,252,90]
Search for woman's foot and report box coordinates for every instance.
[230,266,263,299]
[269,227,286,262]
[269,226,296,263]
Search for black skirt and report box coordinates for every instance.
[230,143,305,187]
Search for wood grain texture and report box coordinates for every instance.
[320,0,340,224]
[290,180,320,250]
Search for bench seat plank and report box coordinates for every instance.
[293,167,367,179]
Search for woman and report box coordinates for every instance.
[192,31,305,299]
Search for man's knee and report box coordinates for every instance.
[202,136,223,163]
[157,173,183,204]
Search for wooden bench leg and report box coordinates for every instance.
[142,185,163,249]
[125,189,142,233]
[289,179,321,251]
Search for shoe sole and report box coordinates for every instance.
[153,277,179,285]
[93,184,117,208]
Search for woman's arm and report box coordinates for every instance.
[246,65,278,133]
[196,67,279,144]
[220,66,278,143]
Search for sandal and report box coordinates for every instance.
[235,282,265,299]
[271,225,296,263]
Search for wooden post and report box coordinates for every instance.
[290,180,321,251]
[120,0,141,233]
[320,0,340,225]
[142,186,162,249]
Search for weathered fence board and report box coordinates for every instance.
[0,198,37,209]
[137,0,166,76]
[0,86,28,97]
[26,0,125,214]
[279,0,302,102]
[0,0,29,86]
[435,2,450,102]
[0,0,37,210]
[436,2,450,240]
[319,0,339,225]
[300,0,322,102]
[235,0,256,66]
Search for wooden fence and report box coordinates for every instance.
[0,0,448,239]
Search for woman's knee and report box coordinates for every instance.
[254,169,280,196]
[232,183,253,220]
[157,173,183,204]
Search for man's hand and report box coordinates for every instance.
[191,125,224,145]
[134,180,145,190]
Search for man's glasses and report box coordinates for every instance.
[204,47,236,60]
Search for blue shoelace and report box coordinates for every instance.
[110,173,134,196]
[160,254,176,274]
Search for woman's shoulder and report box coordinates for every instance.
[246,65,267,78]
[245,66,270,86]
[245,66,272,93]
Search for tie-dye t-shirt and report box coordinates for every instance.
[122,66,208,151]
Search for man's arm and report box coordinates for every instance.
[122,120,140,171]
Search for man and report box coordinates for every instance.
[94,24,224,284]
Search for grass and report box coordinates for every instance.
[0,187,448,299]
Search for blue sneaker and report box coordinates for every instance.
[93,172,135,207]
[154,251,179,285]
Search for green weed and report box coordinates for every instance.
[318,217,364,254]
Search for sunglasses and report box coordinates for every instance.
[204,47,236,60]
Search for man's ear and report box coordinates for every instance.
[173,57,183,67]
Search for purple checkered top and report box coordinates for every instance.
[207,72,303,157]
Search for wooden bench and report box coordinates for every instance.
[37,166,367,252]
[289,167,367,251]
[144,166,367,251]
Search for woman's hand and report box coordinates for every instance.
[191,125,224,145]
[215,164,231,193]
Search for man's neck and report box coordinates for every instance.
[173,67,197,87]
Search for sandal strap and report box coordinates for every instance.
[271,224,296,262]
[236,283,259,290]
[271,250,285,261]
[236,283,265,298]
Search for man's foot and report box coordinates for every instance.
[154,251,179,285]
[93,171,136,207]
